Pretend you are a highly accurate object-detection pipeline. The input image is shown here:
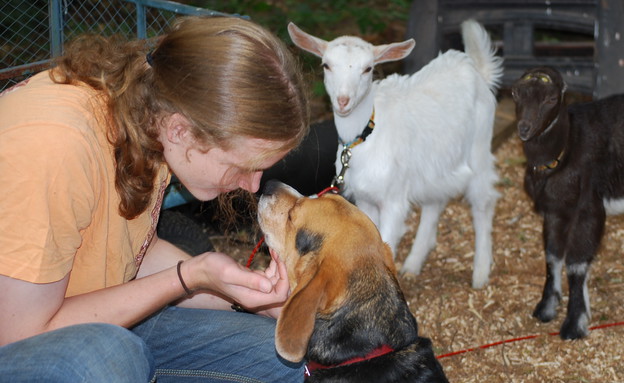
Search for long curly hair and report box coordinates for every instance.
[51,16,309,219]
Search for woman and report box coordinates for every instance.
[0,16,309,382]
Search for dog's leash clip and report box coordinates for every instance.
[331,147,352,189]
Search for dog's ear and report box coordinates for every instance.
[275,264,326,362]
[382,242,397,274]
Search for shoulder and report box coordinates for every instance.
[0,70,106,138]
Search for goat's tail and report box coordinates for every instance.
[461,19,504,94]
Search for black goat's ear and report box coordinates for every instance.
[295,229,324,256]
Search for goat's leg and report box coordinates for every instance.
[560,262,591,339]
[559,203,603,340]
[376,200,411,258]
[466,177,498,288]
[401,202,446,275]
[533,214,565,323]
[533,252,564,322]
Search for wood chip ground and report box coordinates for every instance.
[214,96,624,382]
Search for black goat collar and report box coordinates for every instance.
[532,113,567,172]
[534,147,565,172]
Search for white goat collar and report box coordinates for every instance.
[339,109,376,150]
[331,109,375,188]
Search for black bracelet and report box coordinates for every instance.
[177,260,193,295]
[231,303,252,314]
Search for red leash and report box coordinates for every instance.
[245,236,265,268]
[436,320,624,359]
[246,186,340,268]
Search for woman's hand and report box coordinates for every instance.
[182,250,290,315]
[249,251,290,318]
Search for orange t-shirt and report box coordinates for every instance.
[0,71,170,297]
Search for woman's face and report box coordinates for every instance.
[160,116,290,201]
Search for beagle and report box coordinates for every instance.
[258,181,448,382]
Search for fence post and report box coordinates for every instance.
[48,0,64,57]
[136,3,147,39]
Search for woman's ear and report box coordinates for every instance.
[164,113,192,144]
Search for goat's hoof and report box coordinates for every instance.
[471,279,488,289]
[399,258,424,277]
[398,269,419,280]
[532,297,559,323]
[471,269,490,289]
[399,265,422,278]
[559,314,589,340]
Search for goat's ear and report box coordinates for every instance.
[287,22,327,58]
[373,39,416,65]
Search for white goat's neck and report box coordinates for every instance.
[334,87,376,144]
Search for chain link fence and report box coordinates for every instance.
[1,0,242,91]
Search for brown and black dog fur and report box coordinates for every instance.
[258,180,448,383]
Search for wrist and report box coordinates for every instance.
[177,260,194,295]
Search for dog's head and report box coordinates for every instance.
[511,66,567,141]
[257,181,397,363]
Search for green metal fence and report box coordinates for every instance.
[0,0,243,91]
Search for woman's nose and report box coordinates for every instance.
[239,171,263,193]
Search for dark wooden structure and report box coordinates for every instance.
[404,0,624,99]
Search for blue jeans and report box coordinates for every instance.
[0,323,153,382]
[0,307,304,382]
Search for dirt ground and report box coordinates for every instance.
[212,96,624,382]
[397,132,624,383]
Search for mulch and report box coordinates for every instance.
[213,96,624,382]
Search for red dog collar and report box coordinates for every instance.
[304,344,395,378]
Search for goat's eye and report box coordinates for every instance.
[322,63,330,71]
[363,66,372,74]
[542,96,557,107]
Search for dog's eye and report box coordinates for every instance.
[363,66,372,74]
[322,63,330,71]
[295,229,324,255]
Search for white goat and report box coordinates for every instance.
[288,20,503,288]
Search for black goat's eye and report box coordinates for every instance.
[545,96,558,105]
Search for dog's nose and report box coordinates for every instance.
[262,179,282,196]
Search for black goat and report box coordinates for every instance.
[511,66,624,339]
